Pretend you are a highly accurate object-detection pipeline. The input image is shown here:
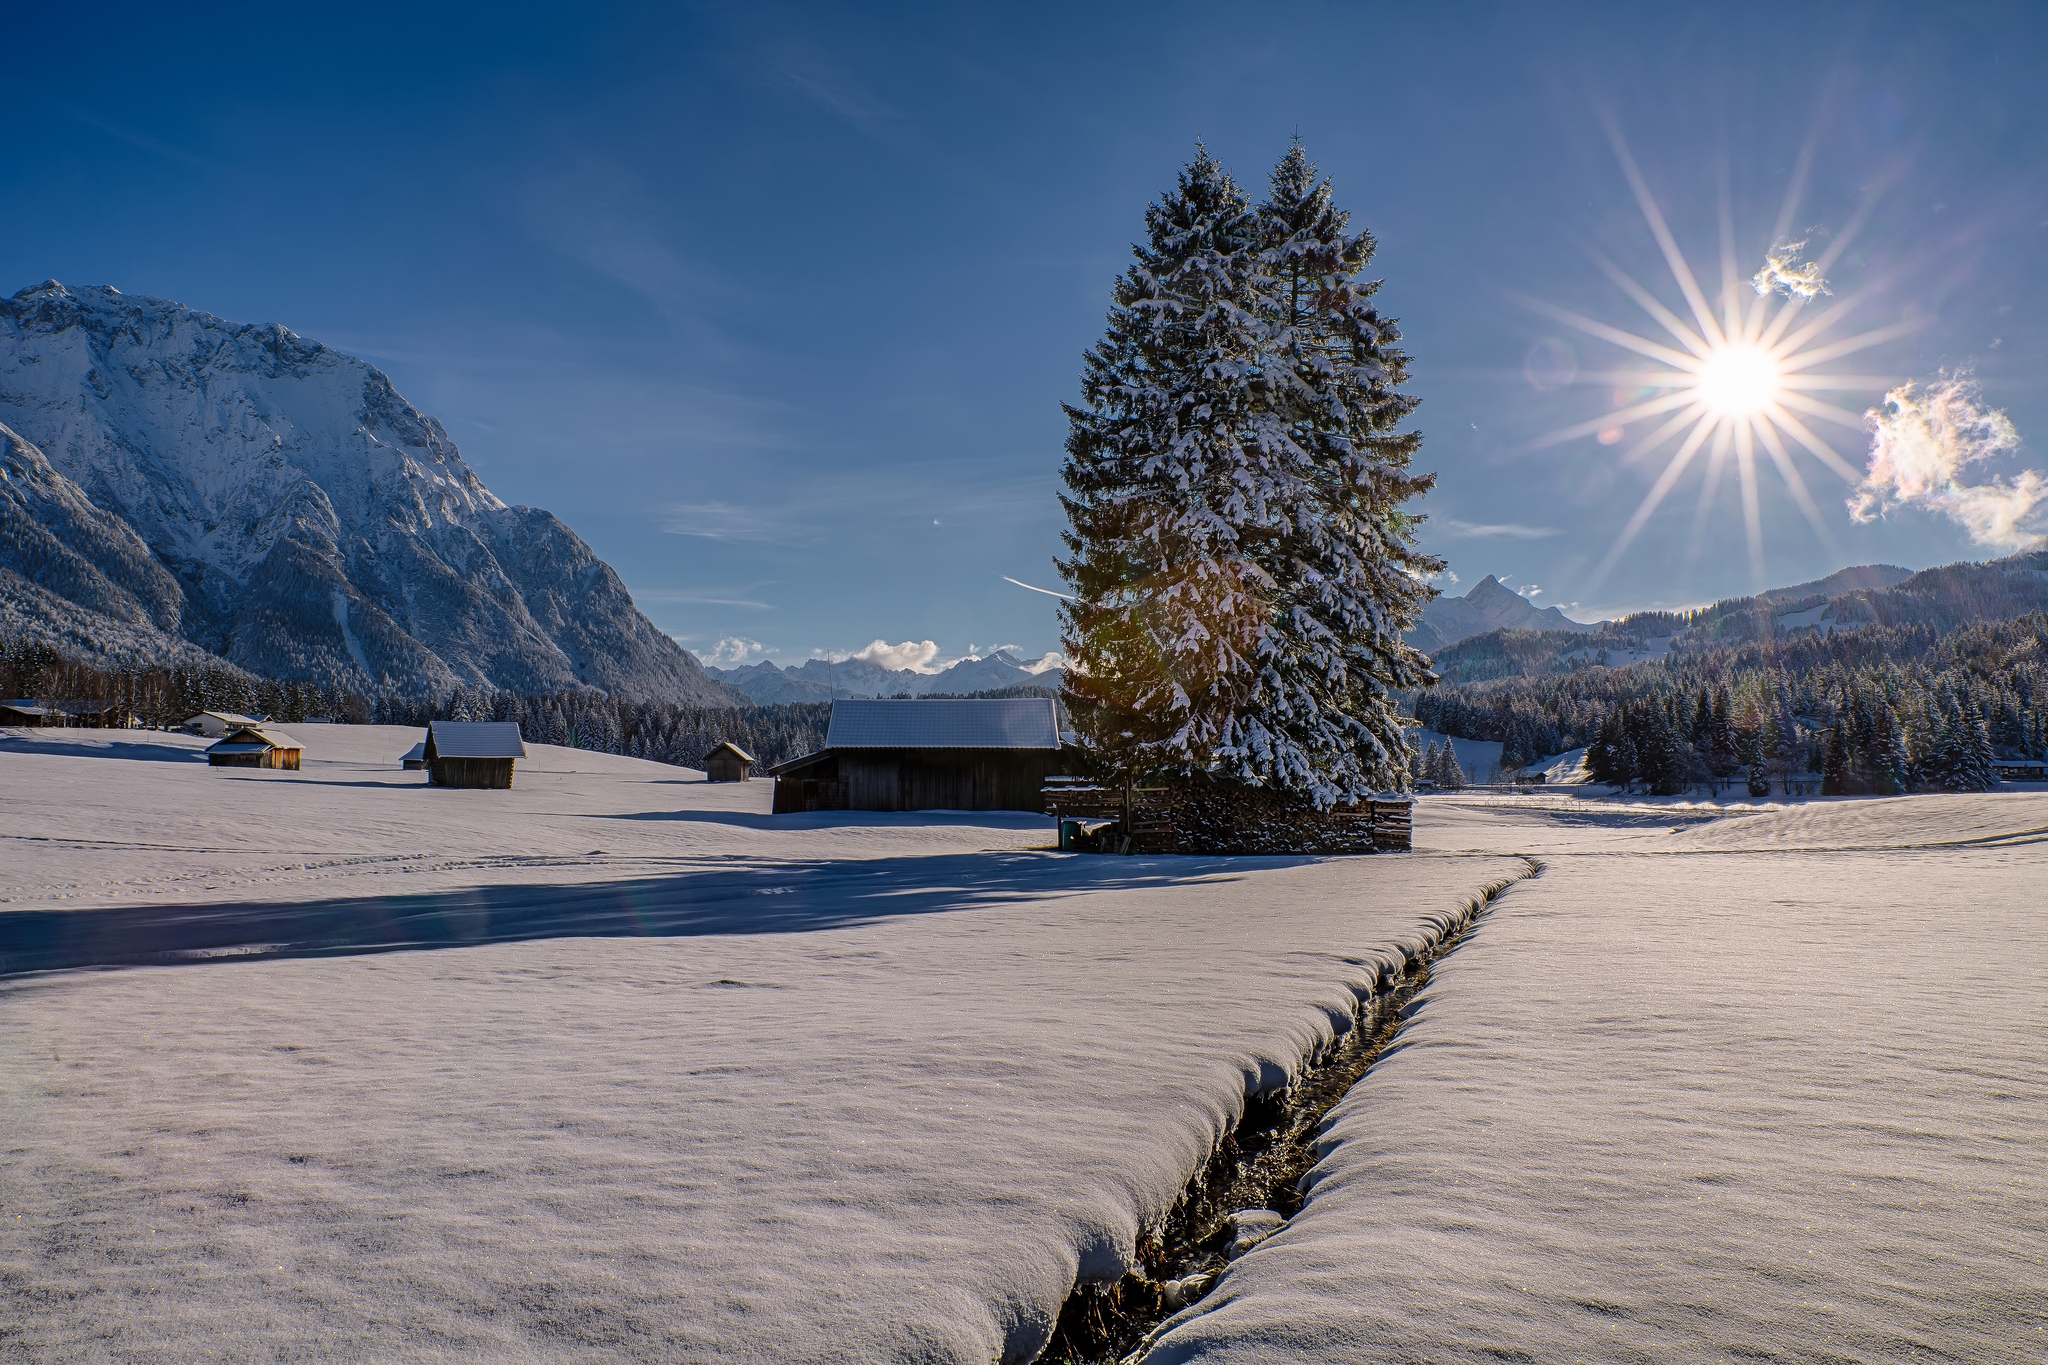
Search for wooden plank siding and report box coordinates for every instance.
[430,756,516,789]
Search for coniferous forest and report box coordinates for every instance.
[1406,557,2048,796]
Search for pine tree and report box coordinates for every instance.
[1058,143,1439,807]
[1822,720,1852,795]
[1436,740,1468,790]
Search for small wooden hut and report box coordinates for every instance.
[770,698,1064,813]
[0,700,52,727]
[423,720,526,789]
[399,740,427,770]
[703,741,754,782]
[206,725,304,770]
[184,711,267,738]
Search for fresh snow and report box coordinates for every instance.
[1142,794,2048,1362]
[0,725,1518,1362]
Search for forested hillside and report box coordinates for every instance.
[1408,553,2048,795]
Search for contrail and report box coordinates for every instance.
[1003,575,1076,600]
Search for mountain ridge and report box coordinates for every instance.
[0,281,741,704]
[706,650,1064,705]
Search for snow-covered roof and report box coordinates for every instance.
[426,721,527,759]
[208,726,301,752]
[706,741,754,762]
[400,741,426,762]
[187,711,265,725]
[823,698,1061,750]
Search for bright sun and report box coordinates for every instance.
[1694,343,1780,417]
[1524,125,1918,591]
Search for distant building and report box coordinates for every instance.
[206,725,304,770]
[769,698,1064,813]
[184,711,267,738]
[399,740,427,770]
[2,699,136,728]
[703,741,754,783]
[422,720,527,789]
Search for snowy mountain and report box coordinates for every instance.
[1408,574,1599,653]
[0,281,740,704]
[707,650,1064,704]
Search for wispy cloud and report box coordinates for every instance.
[517,156,737,324]
[634,586,777,610]
[1750,240,1832,300]
[63,108,234,174]
[1851,372,2045,551]
[1439,519,1562,540]
[661,501,794,543]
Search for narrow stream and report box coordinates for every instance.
[1041,857,1544,1364]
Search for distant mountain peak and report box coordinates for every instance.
[0,281,742,704]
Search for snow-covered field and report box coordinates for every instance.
[1147,795,2048,1362]
[0,725,1518,1361]
[6,728,2041,1363]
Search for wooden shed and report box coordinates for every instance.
[206,725,304,770]
[399,740,427,770]
[1,700,53,727]
[769,698,1065,814]
[703,741,754,783]
[184,710,267,738]
[423,720,527,789]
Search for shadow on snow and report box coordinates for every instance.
[0,849,1295,979]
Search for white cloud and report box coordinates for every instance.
[1851,373,2045,551]
[702,636,772,667]
[1750,241,1831,300]
[1522,584,1543,596]
[834,639,943,673]
[1440,519,1561,540]
[661,501,790,542]
[1021,652,1067,675]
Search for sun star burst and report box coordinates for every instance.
[1526,126,1919,593]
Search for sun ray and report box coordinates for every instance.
[1589,412,1719,590]
[1515,294,1703,369]
[1604,119,1728,348]
[1584,249,1712,357]
[1754,416,1844,559]
[1774,390,1870,430]
[1766,404,1864,484]
[1717,159,1744,343]
[1769,131,1819,256]
[1616,405,1710,466]
[1526,390,1705,450]
[1777,319,1921,372]
[1687,419,1734,562]
[1779,374,1900,390]
[1736,419,1765,586]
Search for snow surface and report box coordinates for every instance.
[1144,794,2048,1362]
[0,725,1519,1362]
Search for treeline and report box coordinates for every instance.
[1409,613,2048,794]
[3,631,839,775]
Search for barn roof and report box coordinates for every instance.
[823,698,1061,750]
[427,720,527,759]
[209,726,301,753]
[400,741,426,762]
[187,711,265,725]
[706,740,754,761]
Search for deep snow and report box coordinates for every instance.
[0,724,1518,1362]
[1144,794,2048,1362]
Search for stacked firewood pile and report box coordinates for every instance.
[1044,778,1412,855]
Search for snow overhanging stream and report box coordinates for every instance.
[1039,857,1544,1364]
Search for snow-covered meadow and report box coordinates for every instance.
[0,726,1516,1361]
[1148,795,2048,1362]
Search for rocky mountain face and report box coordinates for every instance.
[0,282,740,704]
[1407,574,1600,653]
[707,650,1064,705]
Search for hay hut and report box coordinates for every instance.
[703,741,754,782]
[423,720,527,789]
[770,698,1064,813]
[206,725,304,770]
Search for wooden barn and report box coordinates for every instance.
[423,720,527,789]
[1,700,52,727]
[770,698,1065,814]
[206,725,304,770]
[703,741,753,782]
[399,740,427,770]
[184,710,267,738]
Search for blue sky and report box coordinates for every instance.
[7,2,2046,669]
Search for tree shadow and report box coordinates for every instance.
[0,736,208,764]
[0,850,1291,978]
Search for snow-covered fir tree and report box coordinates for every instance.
[1057,143,1440,807]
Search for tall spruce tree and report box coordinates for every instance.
[1058,143,1439,807]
